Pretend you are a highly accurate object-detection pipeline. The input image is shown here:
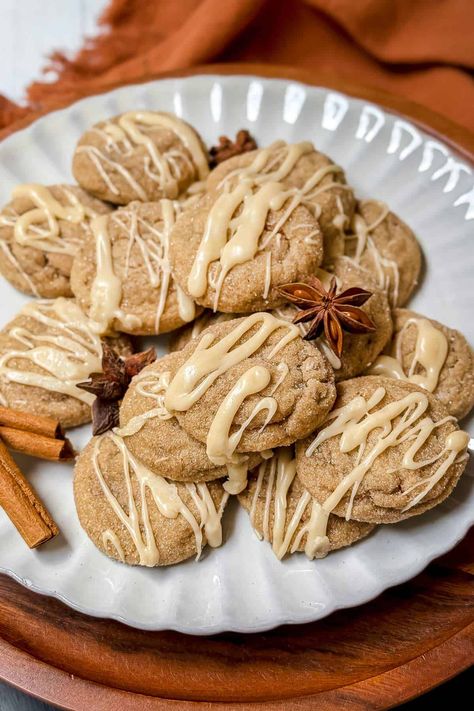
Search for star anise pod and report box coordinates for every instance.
[209,129,258,168]
[277,276,376,358]
[77,343,156,436]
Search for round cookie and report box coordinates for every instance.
[343,200,422,307]
[238,449,374,559]
[119,353,262,483]
[368,308,474,420]
[165,313,336,453]
[169,185,323,313]
[0,184,111,298]
[296,376,470,524]
[206,140,355,257]
[0,298,132,428]
[74,433,228,566]
[274,257,393,381]
[72,111,209,205]
[70,200,202,336]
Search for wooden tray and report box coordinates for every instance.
[0,64,473,710]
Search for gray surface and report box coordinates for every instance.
[0,683,56,710]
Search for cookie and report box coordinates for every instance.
[70,200,202,336]
[72,111,209,205]
[238,448,374,559]
[343,200,422,307]
[296,377,470,529]
[74,432,228,566]
[206,140,355,256]
[0,184,111,298]
[169,310,237,352]
[274,258,393,380]
[0,298,132,428]
[368,308,474,420]
[165,313,336,459]
[169,182,323,313]
[119,353,262,492]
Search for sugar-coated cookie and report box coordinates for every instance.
[0,184,111,298]
[72,111,209,205]
[296,377,469,525]
[74,432,228,566]
[0,298,132,428]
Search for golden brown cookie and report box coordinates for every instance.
[343,200,422,307]
[119,353,262,486]
[74,433,228,566]
[238,448,374,559]
[70,200,201,336]
[206,140,355,257]
[0,298,132,428]
[165,313,336,454]
[296,376,470,525]
[72,111,209,205]
[0,184,111,298]
[169,183,323,313]
[368,308,474,420]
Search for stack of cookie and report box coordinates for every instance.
[0,110,471,567]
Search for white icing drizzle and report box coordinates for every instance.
[263,251,272,300]
[250,448,328,560]
[0,299,103,405]
[102,530,125,562]
[115,370,173,438]
[368,317,448,393]
[89,215,140,335]
[269,362,290,395]
[191,141,345,308]
[344,201,399,305]
[92,432,226,566]
[111,200,195,333]
[0,184,98,255]
[79,112,208,200]
[304,387,470,554]
[77,145,147,200]
[165,313,299,412]
[165,313,299,493]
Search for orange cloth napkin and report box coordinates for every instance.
[1,0,473,134]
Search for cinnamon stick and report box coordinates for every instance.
[0,437,59,548]
[0,427,75,461]
[0,405,63,439]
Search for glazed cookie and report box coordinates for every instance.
[296,377,470,531]
[70,200,201,336]
[165,313,336,462]
[0,184,111,298]
[343,200,422,307]
[0,298,132,428]
[74,432,228,566]
[169,184,323,313]
[206,140,355,256]
[368,309,474,420]
[72,111,209,205]
[169,310,237,352]
[275,257,393,380]
[238,448,374,559]
[119,353,262,492]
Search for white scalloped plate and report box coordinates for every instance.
[0,75,473,634]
